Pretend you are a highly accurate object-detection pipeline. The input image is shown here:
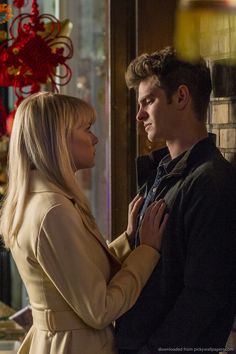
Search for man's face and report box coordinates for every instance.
[137,76,177,142]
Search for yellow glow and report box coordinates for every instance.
[174,6,236,61]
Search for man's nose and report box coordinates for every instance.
[136,108,148,122]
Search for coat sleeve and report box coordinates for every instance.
[108,233,132,262]
[140,172,236,353]
[36,204,160,330]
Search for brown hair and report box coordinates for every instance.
[125,46,212,120]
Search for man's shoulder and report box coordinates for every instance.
[187,137,235,176]
[190,147,235,178]
[184,151,236,199]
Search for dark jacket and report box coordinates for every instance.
[116,137,236,354]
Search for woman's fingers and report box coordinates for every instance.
[129,196,144,222]
[153,201,166,227]
[159,213,169,235]
[126,195,144,239]
[129,196,144,218]
[129,194,143,212]
[144,199,164,223]
[142,199,168,232]
[139,199,168,252]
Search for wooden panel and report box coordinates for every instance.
[109,0,137,237]
[137,0,178,155]
[137,0,178,54]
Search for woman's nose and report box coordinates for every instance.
[92,133,99,145]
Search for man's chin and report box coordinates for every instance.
[147,133,158,142]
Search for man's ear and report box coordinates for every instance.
[175,85,190,110]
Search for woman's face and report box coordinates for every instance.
[70,120,98,170]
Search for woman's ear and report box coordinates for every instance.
[175,84,190,110]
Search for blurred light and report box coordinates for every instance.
[175,0,236,61]
[179,0,236,10]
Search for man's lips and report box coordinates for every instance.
[144,123,152,131]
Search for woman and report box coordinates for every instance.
[0,92,167,354]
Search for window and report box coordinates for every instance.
[59,0,110,237]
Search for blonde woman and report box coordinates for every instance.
[0,92,167,354]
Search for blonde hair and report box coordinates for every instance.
[1,92,96,247]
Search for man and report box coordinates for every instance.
[116,47,236,354]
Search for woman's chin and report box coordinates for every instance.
[76,162,95,170]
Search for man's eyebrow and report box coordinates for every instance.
[138,93,154,104]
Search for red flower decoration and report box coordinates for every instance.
[0,97,7,137]
[13,0,29,9]
[0,0,73,106]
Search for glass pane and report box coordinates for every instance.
[59,0,110,238]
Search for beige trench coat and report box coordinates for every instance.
[11,171,160,354]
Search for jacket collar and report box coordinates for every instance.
[136,147,169,189]
[172,134,217,174]
[136,133,217,189]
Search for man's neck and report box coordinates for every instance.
[166,129,208,159]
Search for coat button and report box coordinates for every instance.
[47,331,54,338]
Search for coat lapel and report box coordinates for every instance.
[30,170,121,273]
[75,205,121,273]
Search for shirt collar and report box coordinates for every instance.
[159,150,187,174]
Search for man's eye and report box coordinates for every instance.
[146,98,153,104]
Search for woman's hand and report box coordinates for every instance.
[140,199,168,252]
[126,194,144,241]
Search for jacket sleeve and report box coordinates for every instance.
[36,204,160,330]
[140,173,236,353]
[108,233,132,262]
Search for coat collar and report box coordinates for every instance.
[29,170,74,201]
[136,147,169,190]
[136,133,217,189]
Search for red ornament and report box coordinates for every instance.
[0,97,7,137]
[13,0,30,10]
[0,0,73,117]
[6,110,15,136]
